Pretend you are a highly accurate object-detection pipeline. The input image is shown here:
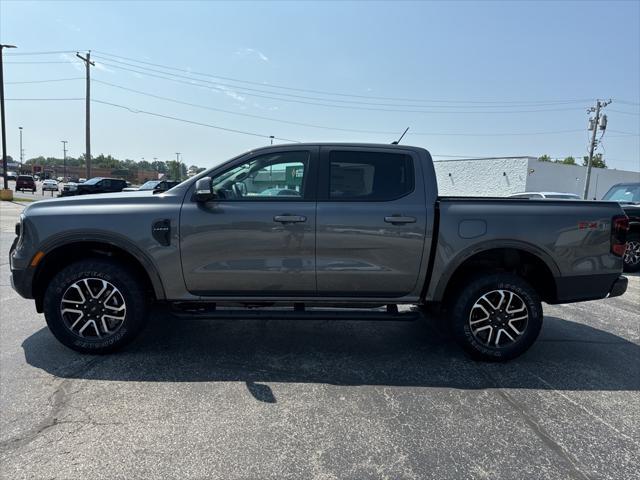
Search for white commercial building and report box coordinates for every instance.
[433,157,640,199]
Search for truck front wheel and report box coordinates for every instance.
[43,259,149,354]
[450,273,543,362]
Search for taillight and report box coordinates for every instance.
[611,215,629,257]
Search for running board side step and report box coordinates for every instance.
[169,305,422,322]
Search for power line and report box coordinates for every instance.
[1,98,610,162]
[609,109,640,116]
[4,50,79,56]
[92,61,587,115]
[608,129,640,136]
[4,90,588,138]
[93,57,589,111]
[92,50,594,106]
[92,78,587,137]
[5,97,83,101]
[612,99,640,106]
[6,77,83,84]
[5,61,75,64]
[91,98,300,143]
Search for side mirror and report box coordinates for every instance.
[194,177,213,202]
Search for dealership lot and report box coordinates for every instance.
[0,200,638,480]
[4,180,61,200]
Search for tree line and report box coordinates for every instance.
[23,154,206,179]
[537,154,607,169]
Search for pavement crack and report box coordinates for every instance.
[0,356,107,454]
[479,368,595,480]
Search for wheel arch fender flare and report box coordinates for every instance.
[37,230,166,301]
[428,239,561,303]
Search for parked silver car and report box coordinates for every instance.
[508,191,581,199]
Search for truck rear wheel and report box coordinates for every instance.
[450,273,543,362]
[43,259,149,354]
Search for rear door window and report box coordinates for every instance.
[327,150,414,201]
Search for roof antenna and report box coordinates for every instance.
[392,127,409,145]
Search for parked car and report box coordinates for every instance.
[6,171,18,181]
[60,177,128,196]
[15,175,36,193]
[10,144,629,360]
[602,182,640,272]
[42,179,59,192]
[61,182,78,195]
[508,192,581,199]
[124,179,180,193]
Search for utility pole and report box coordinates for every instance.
[76,51,94,179]
[175,152,181,181]
[61,140,68,181]
[583,99,611,199]
[269,135,274,145]
[0,44,17,191]
[19,126,23,173]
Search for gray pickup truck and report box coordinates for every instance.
[10,144,630,361]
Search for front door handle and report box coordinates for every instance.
[274,214,307,224]
[384,215,416,225]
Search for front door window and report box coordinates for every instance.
[211,151,309,200]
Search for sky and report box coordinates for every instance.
[1,0,639,171]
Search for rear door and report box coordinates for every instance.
[316,146,427,296]
[180,146,318,295]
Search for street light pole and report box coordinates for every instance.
[0,44,17,191]
[19,126,23,173]
[175,152,181,181]
[61,140,68,181]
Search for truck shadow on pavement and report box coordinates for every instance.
[22,312,640,403]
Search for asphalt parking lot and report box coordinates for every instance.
[0,200,638,480]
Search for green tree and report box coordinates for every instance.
[560,156,576,165]
[165,160,187,180]
[582,153,607,169]
[188,165,206,176]
[538,154,552,162]
[151,160,167,174]
[138,160,152,171]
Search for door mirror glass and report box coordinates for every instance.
[194,177,213,202]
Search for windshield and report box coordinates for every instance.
[83,177,103,185]
[602,184,640,203]
[139,181,161,190]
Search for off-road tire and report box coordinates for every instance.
[43,258,149,354]
[450,273,543,362]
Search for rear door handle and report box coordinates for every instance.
[274,215,307,224]
[384,215,416,225]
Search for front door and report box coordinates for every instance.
[316,147,427,296]
[180,147,318,295]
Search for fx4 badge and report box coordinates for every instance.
[578,221,608,230]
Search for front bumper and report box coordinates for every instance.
[10,267,34,299]
[608,275,628,298]
[9,236,34,299]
